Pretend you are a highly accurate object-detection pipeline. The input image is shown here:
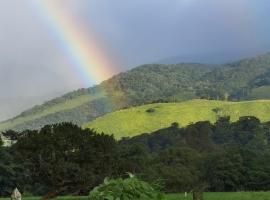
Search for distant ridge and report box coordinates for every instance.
[1,53,270,132]
[158,51,270,65]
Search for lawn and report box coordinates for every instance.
[2,192,270,200]
[167,192,270,200]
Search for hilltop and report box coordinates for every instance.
[1,53,270,131]
[85,99,270,139]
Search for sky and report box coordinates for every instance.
[0,0,270,121]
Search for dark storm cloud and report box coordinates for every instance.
[0,0,270,120]
[77,0,270,66]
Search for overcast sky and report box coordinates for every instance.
[1,0,270,121]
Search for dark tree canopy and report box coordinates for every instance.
[2,116,270,196]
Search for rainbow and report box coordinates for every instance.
[29,0,265,88]
[30,0,118,87]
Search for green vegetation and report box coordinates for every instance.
[2,53,270,132]
[0,197,89,200]
[89,175,163,200]
[1,192,270,200]
[86,99,270,139]
[247,85,270,99]
[2,117,270,197]
[0,93,105,131]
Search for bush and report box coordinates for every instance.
[146,108,156,113]
[171,122,180,128]
[89,174,164,200]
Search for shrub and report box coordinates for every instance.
[89,174,164,200]
[171,122,180,128]
[146,108,156,113]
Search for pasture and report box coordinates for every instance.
[86,99,270,139]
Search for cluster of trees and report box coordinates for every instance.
[1,116,270,197]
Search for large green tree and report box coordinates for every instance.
[12,123,121,196]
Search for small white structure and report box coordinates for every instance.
[11,188,21,200]
[0,134,13,146]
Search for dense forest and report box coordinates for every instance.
[1,53,270,131]
[1,116,270,197]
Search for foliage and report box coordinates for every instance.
[2,192,270,200]
[146,108,156,113]
[9,123,120,196]
[3,116,270,196]
[0,136,3,147]
[2,53,270,132]
[89,175,164,200]
[0,147,25,196]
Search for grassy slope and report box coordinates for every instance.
[0,93,105,131]
[1,193,270,200]
[85,99,270,139]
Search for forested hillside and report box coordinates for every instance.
[1,53,270,131]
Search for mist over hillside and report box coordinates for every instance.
[0,90,71,121]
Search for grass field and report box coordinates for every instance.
[85,99,270,139]
[166,192,270,200]
[1,192,270,200]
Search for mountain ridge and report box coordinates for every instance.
[1,53,270,132]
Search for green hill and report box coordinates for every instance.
[85,99,270,139]
[1,53,270,132]
[0,63,212,131]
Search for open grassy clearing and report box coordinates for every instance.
[85,99,270,139]
[166,192,270,200]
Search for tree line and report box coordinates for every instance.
[1,116,270,197]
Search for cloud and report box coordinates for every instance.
[0,0,270,120]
